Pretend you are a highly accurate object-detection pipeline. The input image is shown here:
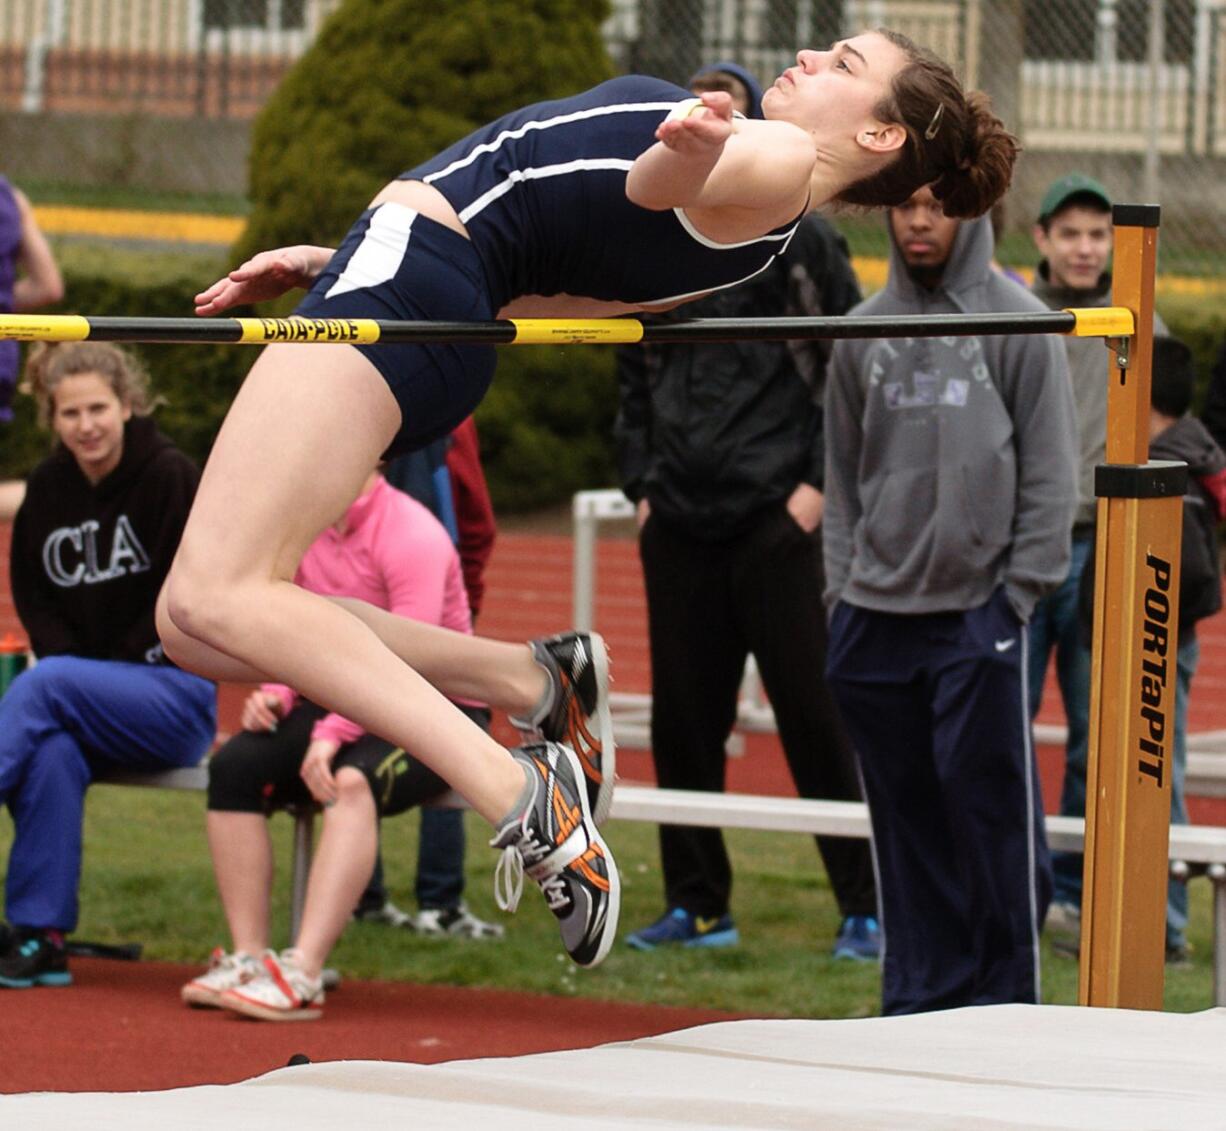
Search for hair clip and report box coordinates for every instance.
[924,102,944,140]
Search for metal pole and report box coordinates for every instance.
[1211,862,1226,1006]
[1143,0,1165,203]
[572,494,598,633]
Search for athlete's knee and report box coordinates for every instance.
[159,560,244,653]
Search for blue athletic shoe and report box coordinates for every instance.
[625,907,739,951]
[0,929,73,988]
[832,915,881,961]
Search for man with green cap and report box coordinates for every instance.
[1027,173,1167,952]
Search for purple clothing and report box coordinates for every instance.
[0,176,21,421]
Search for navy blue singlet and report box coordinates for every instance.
[402,75,805,312]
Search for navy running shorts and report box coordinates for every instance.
[295,203,497,459]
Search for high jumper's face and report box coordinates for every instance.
[761,32,907,145]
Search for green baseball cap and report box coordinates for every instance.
[1038,174,1111,222]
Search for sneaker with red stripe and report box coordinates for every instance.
[511,632,615,826]
[491,742,620,968]
[181,948,262,1008]
[218,949,324,1021]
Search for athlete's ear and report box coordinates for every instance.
[856,123,906,155]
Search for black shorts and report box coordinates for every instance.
[294,203,497,459]
[205,700,485,817]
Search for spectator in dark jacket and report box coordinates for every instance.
[615,62,878,960]
[1202,335,1226,456]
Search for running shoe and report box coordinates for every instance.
[352,898,414,929]
[411,904,505,940]
[625,908,739,951]
[218,949,324,1021]
[510,632,615,826]
[181,948,263,1008]
[0,928,72,988]
[491,742,619,968]
[832,915,882,961]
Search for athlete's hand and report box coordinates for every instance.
[193,245,334,316]
[301,738,342,806]
[655,91,735,154]
[241,691,284,733]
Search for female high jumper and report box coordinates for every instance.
[158,29,1019,975]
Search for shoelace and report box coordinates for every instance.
[494,827,569,913]
[494,846,525,912]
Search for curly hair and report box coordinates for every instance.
[23,342,161,428]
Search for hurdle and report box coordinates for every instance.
[0,203,1171,1009]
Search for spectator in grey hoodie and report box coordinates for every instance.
[824,184,1077,1015]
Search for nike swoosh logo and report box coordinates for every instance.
[995,639,1017,652]
[696,917,722,934]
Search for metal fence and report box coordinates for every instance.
[1,0,1224,273]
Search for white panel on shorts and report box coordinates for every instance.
[325,203,418,299]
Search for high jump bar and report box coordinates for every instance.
[0,307,1133,347]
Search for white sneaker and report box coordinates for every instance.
[218,949,324,1021]
[180,948,262,1008]
[412,904,505,939]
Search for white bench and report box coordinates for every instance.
[611,785,1226,1007]
[95,764,1226,1006]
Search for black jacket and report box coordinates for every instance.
[614,214,861,541]
[1080,415,1226,638]
[10,415,200,663]
[1203,336,1226,455]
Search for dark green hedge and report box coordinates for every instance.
[237,0,615,258]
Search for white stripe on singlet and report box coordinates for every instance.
[421,100,679,188]
[325,203,417,299]
[457,158,635,225]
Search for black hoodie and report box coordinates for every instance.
[10,415,199,663]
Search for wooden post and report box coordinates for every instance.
[1079,204,1184,1008]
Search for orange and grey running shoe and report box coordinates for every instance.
[511,632,615,826]
[491,742,620,968]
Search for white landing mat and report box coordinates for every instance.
[3,1004,1225,1130]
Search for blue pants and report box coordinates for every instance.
[827,592,1051,1015]
[1026,533,1092,906]
[1167,635,1198,950]
[0,656,215,932]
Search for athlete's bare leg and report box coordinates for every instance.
[158,342,525,824]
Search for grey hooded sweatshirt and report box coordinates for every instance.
[824,213,1077,621]
[1030,264,1166,530]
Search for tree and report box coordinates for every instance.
[238,0,615,258]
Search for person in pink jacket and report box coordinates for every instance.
[180,470,481,1021]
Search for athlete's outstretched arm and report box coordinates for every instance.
[194,245,336,316]
[626,92,814,216]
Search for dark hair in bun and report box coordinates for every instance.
[836,28,1019,219]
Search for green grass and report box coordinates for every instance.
[0,786,1217,1018]
[21,180,250,217]
[49,240,228,284]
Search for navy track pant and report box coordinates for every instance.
[0,656,215,932]
[826,591,1051,1015]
